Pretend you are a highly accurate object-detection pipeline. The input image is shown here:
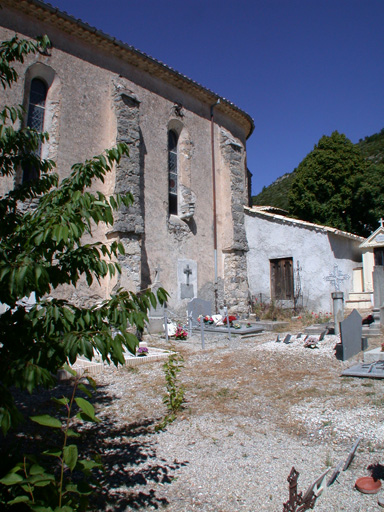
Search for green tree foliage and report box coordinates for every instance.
[252,129,384,236]
[0,36,167,435]
[358,128,384,164]
[0,366,102,511]
[288,131,377,236]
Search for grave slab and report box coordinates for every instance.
[342,361,384,379]
[363,347,384,363]
[191,324,264,336]
[304,324,330,335]
[254,320,289,332]
[123,347,175,367]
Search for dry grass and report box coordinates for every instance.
[135,328,384,441]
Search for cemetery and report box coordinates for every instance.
[99,305,384,512]
[1,3,384,511]
[6,291,384,511]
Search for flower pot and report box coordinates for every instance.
[355,476,381,494]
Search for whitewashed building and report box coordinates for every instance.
[359,221,384,311]
[244,206,365,314]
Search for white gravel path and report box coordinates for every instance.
[91,330,384,511]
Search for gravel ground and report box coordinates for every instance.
[5,327,384,511]
[85,328,384,512]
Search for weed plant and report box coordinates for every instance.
[156,353,185,431]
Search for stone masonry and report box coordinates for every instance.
[220,129,249,315]
[111,80,144,293]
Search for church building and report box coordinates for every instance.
[0,0,254,316]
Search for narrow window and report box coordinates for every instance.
[168,130,178,215]
[23,78,47,182]
[270,258,294,300]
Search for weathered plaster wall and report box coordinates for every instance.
[0,5,252,316]
[362,250,375,292]
[245,211,362,313]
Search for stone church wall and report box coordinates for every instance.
[0,2,254,319]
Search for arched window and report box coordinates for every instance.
[23,78,47,182]
[168,129,178,215]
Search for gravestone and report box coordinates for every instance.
[187,298,264,336]
[187,297,212,324]
[318,330,327,341]
[335,309,362,361]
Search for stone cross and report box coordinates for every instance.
[380,218,384,228]
[323,264,350,291]
[184,264,192,286]
[154,264,162,283]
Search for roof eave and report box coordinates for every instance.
[8,0,255,138]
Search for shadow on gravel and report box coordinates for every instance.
[1,380,189,511]
[84,417,188,511]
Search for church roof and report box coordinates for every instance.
[5,0,255,138]
[244,206,366,242]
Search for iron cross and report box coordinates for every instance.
[323,264,350,291]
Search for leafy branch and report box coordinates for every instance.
[0,366,102,511]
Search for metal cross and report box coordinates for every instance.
[323,264,350,291]
[184,264,192,285]
[283,466,329,512]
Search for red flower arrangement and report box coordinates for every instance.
[223,315,237,326]
[174,325,188,340]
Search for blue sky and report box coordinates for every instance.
[49,0,384,195]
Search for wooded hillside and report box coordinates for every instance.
[252,129,384,233]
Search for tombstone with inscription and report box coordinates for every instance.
[335,309,363,361]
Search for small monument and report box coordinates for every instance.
[147,264,166,333]
[324,264,350,335]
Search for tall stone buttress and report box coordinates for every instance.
[220,129,250,316]
[111,81,144,293]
